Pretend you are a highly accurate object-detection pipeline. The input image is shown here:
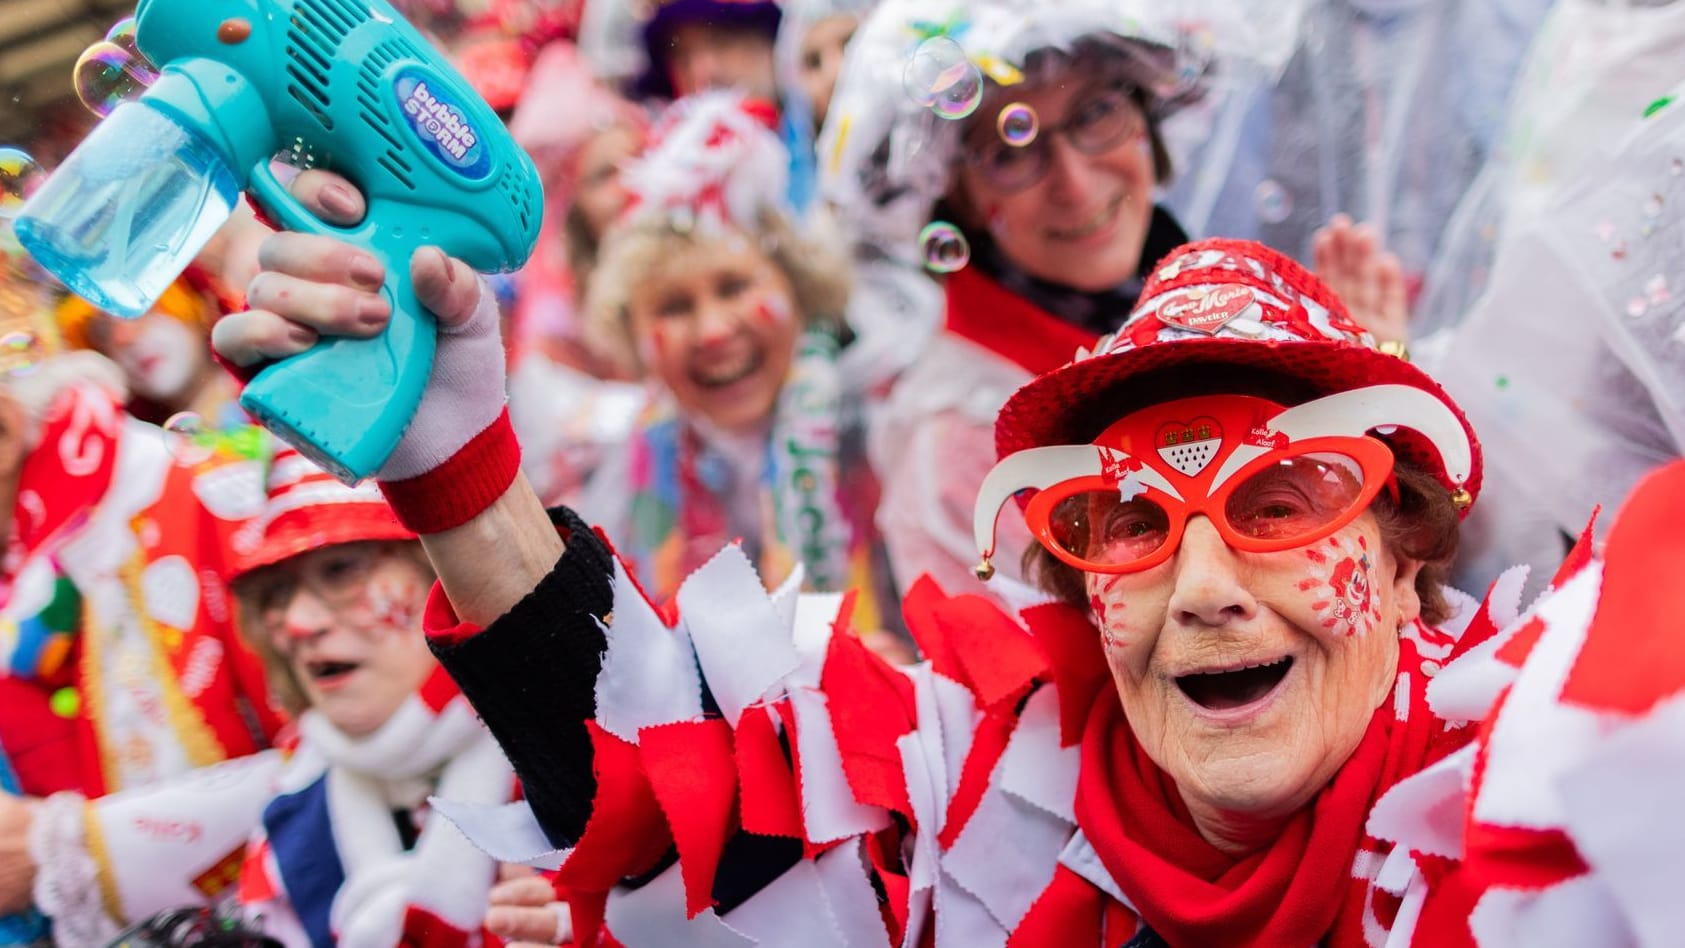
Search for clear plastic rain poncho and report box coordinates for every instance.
[1161,0,1556,286]
[1414,0,1685,598]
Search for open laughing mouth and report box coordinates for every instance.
[691,349,765,390]
[1176,657,1294,712]
[306,660,360,686]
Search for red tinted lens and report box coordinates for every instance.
[1047,490,1173,568]
[1223,452,1368,544]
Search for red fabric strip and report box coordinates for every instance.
[1560,461,1685,714]
[554,722,673,893]
[734,704,805,839]
[1020,603,1111,748]
[819,619,917,816]
[938,593,1050,711]
[1007,863,1104,948]
[638,718,739,918]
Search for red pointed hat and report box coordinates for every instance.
[232,448,416,579]
[994,238,1484,508]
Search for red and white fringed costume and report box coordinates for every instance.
[432,459,1685,947]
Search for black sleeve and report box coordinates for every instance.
[428,506,613,848]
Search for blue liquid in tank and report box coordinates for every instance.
[15,102,237,317]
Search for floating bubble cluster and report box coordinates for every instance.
[919,221,970,274]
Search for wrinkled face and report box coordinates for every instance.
[92,313,208,403]
[796,14,857,125]
[952,61,1157,292]
[626,236,800,433]
[666,23,778,100]
[1086,511,1418,822]
[254,542,437,738]
[574,124,641,243]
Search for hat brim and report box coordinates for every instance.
[995,336,1485,503]
[232,514,416,582]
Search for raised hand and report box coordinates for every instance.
[1312,214,1410,347]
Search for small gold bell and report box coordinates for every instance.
[973,558,996,581]
[1450,487,1473,510]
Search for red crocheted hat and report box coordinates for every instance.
[233,448,416,579]
[994,238,1484,508]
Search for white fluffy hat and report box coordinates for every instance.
[617,91,795,237]
[817,0,1302,261]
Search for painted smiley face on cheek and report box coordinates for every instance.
[351,573,424,637]
[1297,534,1383,637]
[1087,573,1132,651]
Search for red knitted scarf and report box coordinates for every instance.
[1073,637,1458,947]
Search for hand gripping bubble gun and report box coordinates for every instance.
[13,0,543,483]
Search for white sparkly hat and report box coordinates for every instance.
[816,0,1213,260]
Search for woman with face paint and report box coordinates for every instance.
[211,92,1685,939]
[560,92,904,650]
[213,207,1685,942]
[226,450,513,947]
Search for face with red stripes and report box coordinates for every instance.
[254,541,437,736]
[626,234,801,433]
[1087,508,1421,843]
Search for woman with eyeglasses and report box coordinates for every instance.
[818,0,1210,607]
[226,451,514,947]
[211,210,1685,943]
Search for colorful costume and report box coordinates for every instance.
[425,239,1685,946]
[2,384,283,946]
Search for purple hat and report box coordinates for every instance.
[636,0,783,99]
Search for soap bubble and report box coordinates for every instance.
[104,16,142,58]
[996,103,1039,146]
[1253,179,1293,224]
[904,37,983,120]
[919,221,970,274]
[0,149,43,220]
[163,412,214,464]
[73,41,158,118]
[0,332,42,377]
[931,72,983,120]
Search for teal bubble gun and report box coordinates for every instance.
[13,0,542,483]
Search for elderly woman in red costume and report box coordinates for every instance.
[213,146,1685,944]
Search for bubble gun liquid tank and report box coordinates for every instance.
[13,0,543,483]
